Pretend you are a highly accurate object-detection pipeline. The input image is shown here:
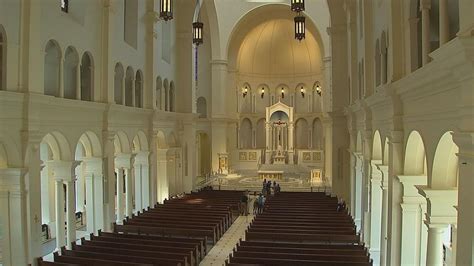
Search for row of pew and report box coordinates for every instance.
[227,191,373,266]
[38,189,244,266]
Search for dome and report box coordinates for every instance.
[236,18,322,78]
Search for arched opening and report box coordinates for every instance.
[431,132,459,188]
[381,32,388,85]
[135,70,143,108]
[113,131,132,223]
[383,137,390,165]
[239,83,252,113]
[0,25,6,90]
[197,97,207,118]
[156,76,162,110]
[256,118,266,149]
[164,79,169,111]
[64,46,79,99]
[169,81,175,112]
[375,39,381,87]
[196,132,211,177]
[255,85,270,113]
[80,52,93,101]
[409,0,423,71]
[295,84,308,113]
[404,131,428,175]
[295,118,309,149]
[312,118,323,149]
[125,67,134,107]
[240,118,252,149]
[44,40,61,97]
[372,131,383,161]
[132,131,150,211]
[155,131,168,203]
[114,63,124,104]
[39,132,74,252]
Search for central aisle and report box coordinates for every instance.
[200,199,255,266]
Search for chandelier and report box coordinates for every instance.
[294,15,306,41]
[291,0,305,13]
[160,0,173,21]
[193,22,203,45]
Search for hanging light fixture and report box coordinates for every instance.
[261,87,265,98]
[300,86,305,98]
[294,15,306,41]
[281,88,285,99]
[160,0,173,21]
[291,0,305,13]
[193,22,203,45]
[243,86,248,98]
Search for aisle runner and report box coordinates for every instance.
[200,200,255,266]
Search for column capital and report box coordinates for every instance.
[48,160,81,182]
[0,168,27,192]
[115,153,133,169]
[420,0,431,10]
[417,186,458,224]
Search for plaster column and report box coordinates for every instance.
[288,122,294,164]
[149,133,158,206]
[0,168,28,266]
[156,149,169,203]
[417,187,458,266]
[102,131,116,231]
[420,0,431,65]
[452,132,474,265]
[252,128,256,149]
[369,161,383,264]
[116,168,124,223]
[354,154,363,231]
[59,57,64,97]
[425,224,446,266]
[439,0,449,45]
[125,167,133,217]
[76,63,81,100]
[398,175,427,266]
[65,180,76,249]
[378,164,389,266]
[83,157,104,234]
[54,178,65,249]
[121,77,125,105]
[131,78,136,107]
[75,164,85,213]
[134,163,143,212]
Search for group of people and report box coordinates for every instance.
[337,198,347,212]
[253,193,266,214]
[262,179,281,196]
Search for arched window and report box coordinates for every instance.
[197,97,207,118]
[135,70,143,108]
[125,66,134,107]
[164,79,169,111]
[240,118,252,149]
[375,39,381,87]
[312,118,323,149]
[0,25,6,90]
[64,46,79,99]
[169,81,175,112]
[256,119,266,149]
[409,0,423,71]
[156,76,162,110]
[381,31,388,84]
[114,63,124,104]
[80,52,93,101]
[44,40,61,97]
[295,118,309,149]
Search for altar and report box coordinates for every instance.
[265,101,294,165]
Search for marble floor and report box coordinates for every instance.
[200,198,256,266]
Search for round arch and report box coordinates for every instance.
[156,131,167,149]
[114,131,131,155]
[132,131,149,152]
[44,40,62,97]
[77,131,102,157]
[41,131,73,161]
[372,130,382,161]
[431,132,459,188]
[404,131,427,175]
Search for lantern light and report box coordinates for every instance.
[281,88,285,99]
[300,86,305,98]
[261,88,265,98]
[314,81,322,96]
[193,22,203,45]
[243,86,248,98]
[294,15,306,41]
[291,0,305,13]
[160,0,173,21]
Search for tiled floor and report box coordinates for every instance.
[200,198,257,266]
